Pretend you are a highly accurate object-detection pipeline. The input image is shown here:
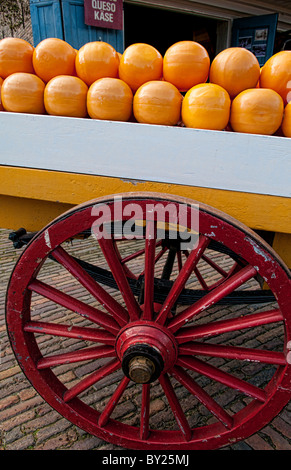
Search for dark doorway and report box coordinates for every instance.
[123,3,218,60]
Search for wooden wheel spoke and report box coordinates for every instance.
[28,279,120,335]
[225,261,244,278]
[140,383,150,440]
[63,358,121,402]
[193,266,209,291]
[37,345,116,369]
[98,376,130,427]
[154,246,168,263]
[120,246,146,264]
[143,220,157,320]
[98,237,141,321]
[195,258,236,292]
[24,321,115,344]
[179,342,286,365]
[201,254,228,278]
[156,235,210,325]
[177,250,183,272]
[134,245,167,277]
[168,264,257,333]
[51,246,129,326]
[176,308,284,344]
[171,365,233,429]
[159,373,192,441]
[177,356,266,402]
[120,240,163,265]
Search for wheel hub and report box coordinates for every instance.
[128,356,155,384]
[122,344,164,383]
[115,322,178,384]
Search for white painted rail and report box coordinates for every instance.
[1,112,290,198]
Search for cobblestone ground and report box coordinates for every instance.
[0,227,290,451]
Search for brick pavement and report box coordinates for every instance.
[0,227,290,451]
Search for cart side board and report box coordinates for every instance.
[1,112,290,198]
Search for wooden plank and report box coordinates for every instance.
[1,112,290,198]
[272,232,291,268]
[0,167,290,234]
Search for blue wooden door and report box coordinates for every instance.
[231,13,278,66]
[30,0,64,45]
[29,0,124,52]
[61,0,124,51]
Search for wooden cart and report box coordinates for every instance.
[2,111,291,450]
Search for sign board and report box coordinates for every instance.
[84,0,123,30]
[231,14,278,66]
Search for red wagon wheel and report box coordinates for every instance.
[6,193,291,450]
